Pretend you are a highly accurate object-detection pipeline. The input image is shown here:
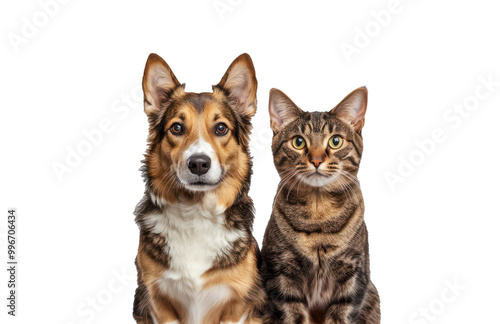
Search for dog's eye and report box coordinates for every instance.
[170,123,183,135]
[215,123,228,136]
[292,136,306,149]
[328,136,343,149]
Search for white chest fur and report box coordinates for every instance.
[144,194,246,324]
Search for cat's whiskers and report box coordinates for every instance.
[322,166,361,204]
[296,173,306,198]
[336,170,361,204]
[273,169,299,209]
[286,173,303,202]
[337,169,360,186]
[337,174,356,202]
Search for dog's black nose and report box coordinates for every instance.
[187,154,211,176]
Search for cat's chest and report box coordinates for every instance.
[305,257,361,308]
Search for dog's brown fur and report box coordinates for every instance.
[133,53,265,323]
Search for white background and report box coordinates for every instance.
[1,0,499,323]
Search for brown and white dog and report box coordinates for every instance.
[133,53,265,324]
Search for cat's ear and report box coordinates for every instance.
[331,87,368,132]
[215,53,257,118]
[142,53,182,117]
[269,88,304,133]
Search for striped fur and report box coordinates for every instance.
[261,87,380,323]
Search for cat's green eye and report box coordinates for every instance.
[292,136,306,149]
[329,136,343,149]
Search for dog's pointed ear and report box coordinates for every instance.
[215,53,257,118]
[142,53,182,117]
[269,88,304,133]
[330,87,368,133]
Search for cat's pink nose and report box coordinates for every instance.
[310,158,323,168]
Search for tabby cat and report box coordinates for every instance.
[260,87,380,324]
